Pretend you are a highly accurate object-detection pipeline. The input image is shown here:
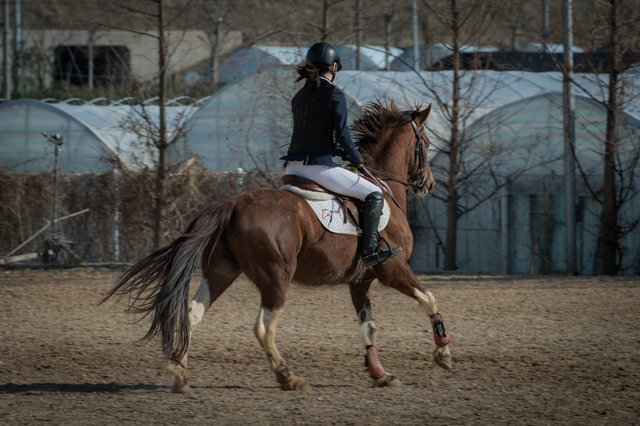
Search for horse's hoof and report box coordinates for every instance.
[172,382,192,394]
[371,372,401,388]
[433,345,452,370]
[280,374,312,393]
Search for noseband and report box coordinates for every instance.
[408,119,430,190]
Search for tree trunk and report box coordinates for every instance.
[444,0,461,271]
[599,0,620,275]
[321,0,329,41]
[153,0,169,249]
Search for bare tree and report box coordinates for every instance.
[419,0,503,270]
[107,0,196,248]
[569,0,640,274]
[200,0,231,86]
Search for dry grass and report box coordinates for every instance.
[0,166,280,264]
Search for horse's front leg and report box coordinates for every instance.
[349,279,400,387]
[413,285,452,369]
[376,266,452,370]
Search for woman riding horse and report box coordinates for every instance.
[282,41,400,267]
[102,43,451,392]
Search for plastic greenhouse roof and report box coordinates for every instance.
[0,99,195,173]
[216,44,407,83]
[182,67,640,172]
[337,44,404,70]
[217,45,306,84]
[253,45,306,65]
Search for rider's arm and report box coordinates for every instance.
[331,88,364,166]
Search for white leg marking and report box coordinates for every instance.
[254,307,267,341]
[359,306,377,347]
[254,307,285,369]
[414,288,438,316]
[188,278,211,330]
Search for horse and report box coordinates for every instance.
[102,100,452,393]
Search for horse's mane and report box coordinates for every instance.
[351,100,418,159]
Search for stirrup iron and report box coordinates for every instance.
[362,246,402,267]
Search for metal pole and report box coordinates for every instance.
[12,0,22,96]
[113,168,120,262]
[354,0,361,70]
[563,0,577,275]
[43,133,64,235]
[52,141,61,235]
[412,0,420,70]
[384,13,392,71]
[500,183,510,274]
[2,0,10,99]
[542,0,549,52]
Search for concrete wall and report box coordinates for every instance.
[2,29,241,88]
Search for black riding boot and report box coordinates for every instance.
[361,192,402,267]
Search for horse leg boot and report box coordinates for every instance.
[361,192,402,267]
[414,288,452,370]
[168,277,211,393]
[349,281,400,387]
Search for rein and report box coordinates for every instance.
[363,118,430,210]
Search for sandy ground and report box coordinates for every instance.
[0,268,638,425]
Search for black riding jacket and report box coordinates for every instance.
[282,76,363,166]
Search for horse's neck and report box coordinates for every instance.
[372,145,409,212]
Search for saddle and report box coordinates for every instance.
[281,175,361,226]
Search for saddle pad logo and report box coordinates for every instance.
[305,198,390,236]
[321,207,340,224]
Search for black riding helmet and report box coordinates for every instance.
[306,42,342,72]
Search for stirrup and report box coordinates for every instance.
[362,246,402,267]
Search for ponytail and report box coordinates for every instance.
[295,60,325,88]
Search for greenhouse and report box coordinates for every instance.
[181,68,640,275]
[215,44,405,85]
[181,68,640,173]
[336,44,404,70]
[0,99,194,173]
[2,68,639,274]
[216,45,306,84]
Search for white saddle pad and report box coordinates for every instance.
[282,186,390,236]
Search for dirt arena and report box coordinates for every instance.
[0,268,638,425]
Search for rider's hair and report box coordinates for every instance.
[295,60,324,88]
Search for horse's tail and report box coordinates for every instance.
[101,200,235,363]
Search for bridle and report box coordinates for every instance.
[408,118,430,190]
[367,117,431,192]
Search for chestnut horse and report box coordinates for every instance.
[102,101,451,392]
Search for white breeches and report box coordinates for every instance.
[286,161,380,201]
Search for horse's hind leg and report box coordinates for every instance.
[169,267,240,393]
[254,300,311,392]
[349,279,400,387]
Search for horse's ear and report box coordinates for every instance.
[416,104,432,125]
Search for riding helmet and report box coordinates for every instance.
[305,42,342,71]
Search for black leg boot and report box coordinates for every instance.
[361,192,402,267]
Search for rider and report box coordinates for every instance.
[281,41,401,267]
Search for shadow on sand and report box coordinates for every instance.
[0,382,168,394]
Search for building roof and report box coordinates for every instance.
[0,99,194,173]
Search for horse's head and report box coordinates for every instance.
[405,104,435,197]
[352,101,435,197]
